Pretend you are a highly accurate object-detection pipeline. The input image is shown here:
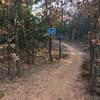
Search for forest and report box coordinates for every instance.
[0,0,100,100]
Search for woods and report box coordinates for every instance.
[0,0,49,79]
[0,0,73,79]
[0,0,100,98]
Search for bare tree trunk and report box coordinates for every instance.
[14,1,21,76]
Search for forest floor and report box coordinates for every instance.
[0,41,99,100]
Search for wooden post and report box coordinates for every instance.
[58,38,61,60]
[49,35,53,61]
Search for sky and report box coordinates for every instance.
[32,0,44,15]
[32,0,75,15]
[32,0,92,16]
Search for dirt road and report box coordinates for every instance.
[0,43,90,100]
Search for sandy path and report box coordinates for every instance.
[0,43,90,100]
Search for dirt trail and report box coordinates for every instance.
[0,43,90,100]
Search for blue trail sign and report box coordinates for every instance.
[47,28,56,35]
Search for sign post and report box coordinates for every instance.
[56,35,64,60]
[47,28,56,61]
[59,38,61,60]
